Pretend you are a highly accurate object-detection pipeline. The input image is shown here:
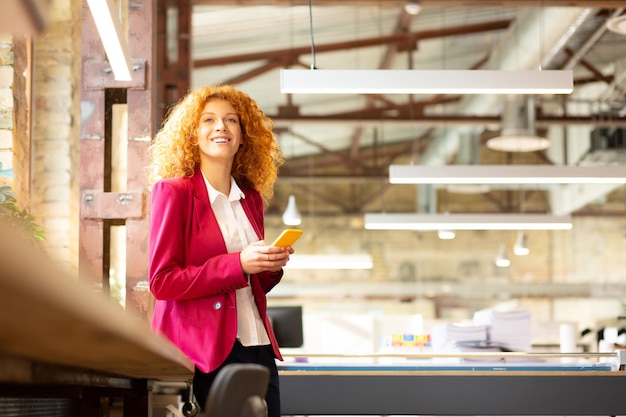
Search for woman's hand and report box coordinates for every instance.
[240,240,294,274]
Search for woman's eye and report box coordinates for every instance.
[203,118,214,123]
[227,118,238,123]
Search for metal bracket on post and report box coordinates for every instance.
[83,58,148,90]
[81,190,145,220]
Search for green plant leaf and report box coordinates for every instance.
[0,174,46,243]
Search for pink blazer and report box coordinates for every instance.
[149,170,283,373]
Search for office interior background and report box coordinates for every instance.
[2,0,626,355]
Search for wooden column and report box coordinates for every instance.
[126,0,157,318]
[80,0,155,319]
[156,0,191,124]
[79,0,107,290]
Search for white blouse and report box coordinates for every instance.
[203,174,270,346]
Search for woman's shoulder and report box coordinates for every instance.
[153,176,194,194]
[156,176,190,186]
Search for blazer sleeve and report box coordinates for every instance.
[149,179,248,301]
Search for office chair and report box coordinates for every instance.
[204,363,270,417]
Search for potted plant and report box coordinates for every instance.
[0,162,45,242]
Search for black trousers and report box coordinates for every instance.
[193,339,280,417]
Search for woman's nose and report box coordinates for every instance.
[216,119,228,130]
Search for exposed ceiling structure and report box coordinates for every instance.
[186,1,626,220]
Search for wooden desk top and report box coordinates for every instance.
[0,220,193,381]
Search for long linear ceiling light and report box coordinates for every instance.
[280,69,573,95]
[389,165,626,185]
[284,254,373,270]
[86,0,132,81]
[364,214,573,231]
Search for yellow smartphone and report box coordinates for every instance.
[271,229,303,247]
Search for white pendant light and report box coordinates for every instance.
[606,14,626,35]
[495,243,511,268]
[404,1,422,15]
[487,96,549,152]
[364,213,573,231]
[284,254,373,270]
[282,194,302,226]
[513,231,530,256]
[389,165,626,185]
[487,136,549,153]
[437,229,456,240]
[280,69,573,95]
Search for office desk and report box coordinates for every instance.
[0,221,194,416]
[279,354,626,415]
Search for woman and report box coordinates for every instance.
[148,84,293,416]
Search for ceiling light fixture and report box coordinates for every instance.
[404,2,422,15]
[606,14,626,35]
[487,96,549,152]
[389,165,626,185]
[513,231,530,256]
[86,0,133,81]
[280,69,573,95]
[282,194,302,226]
[495,243,511,268]
[364,213,573,231]
[284,254,373,270]
[437,229,456,240]
[487,137,549,153]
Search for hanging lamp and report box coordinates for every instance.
[487,96,549,152]
[282,194,302,226]
[513,231,530,256]
[495,243,511,268]
[437,229,456,240]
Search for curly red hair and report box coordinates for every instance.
[149,85,284,204]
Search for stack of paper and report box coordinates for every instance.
[431,323,489,352]
[474,309,532,352]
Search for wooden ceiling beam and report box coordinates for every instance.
[193,20,511,68]
[222,60,285,84]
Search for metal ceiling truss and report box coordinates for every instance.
[182,1,626,218]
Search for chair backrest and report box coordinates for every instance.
[204,363,270,417]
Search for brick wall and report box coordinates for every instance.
[30,0,82,274]
[0,35,13,186]
[1,32,32,207]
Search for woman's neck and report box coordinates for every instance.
[200,163,232,195]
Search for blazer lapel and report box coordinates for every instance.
[190,170,229,255]
[191,170,264,249]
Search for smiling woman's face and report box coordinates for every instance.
[196,98,242,166]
